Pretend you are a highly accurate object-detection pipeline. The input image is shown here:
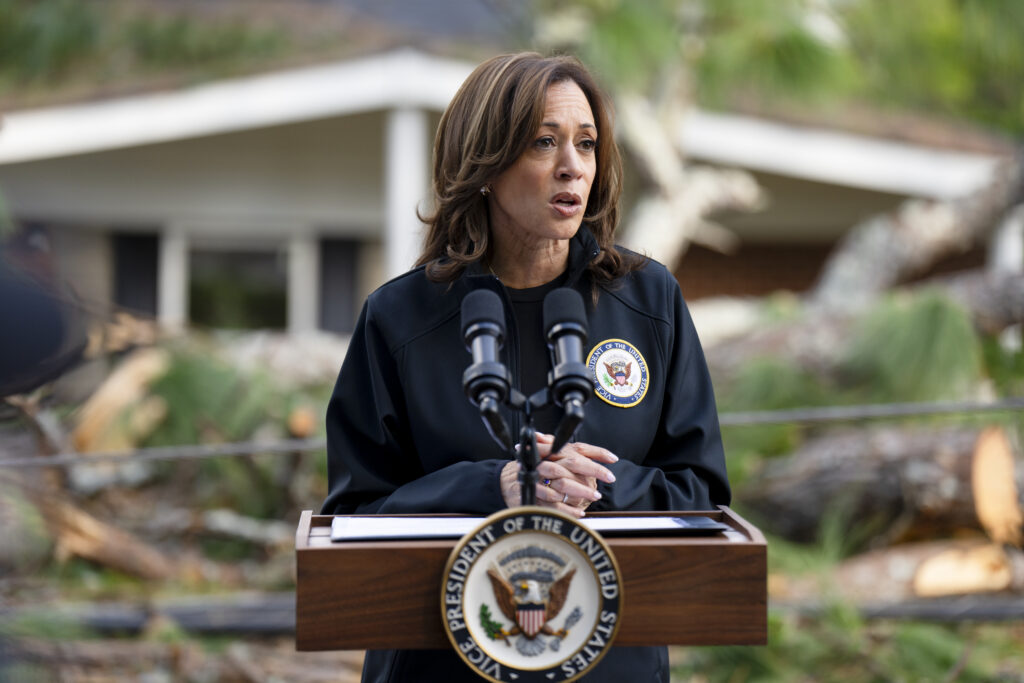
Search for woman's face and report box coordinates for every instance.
[487,80,598,251]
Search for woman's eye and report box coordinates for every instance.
[578,138,596,151]
[535,136,556,149]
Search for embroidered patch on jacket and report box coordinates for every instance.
[586,339,649,408]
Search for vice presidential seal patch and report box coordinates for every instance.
[441,507,622,683]
[587,339,649,408]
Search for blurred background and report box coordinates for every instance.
[1,0,1022,680]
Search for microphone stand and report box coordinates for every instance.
[481,387,574,507]
[462,287,590,507]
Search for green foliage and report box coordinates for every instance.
[841,291,983,402]
[199,536,256,562]
[127,13,285,71]
[0,0,100,83]
[143,345,325,518]
[569,0,683,92]
[145,348,275,446]
[840,0,1024,135]
[718,358,826,483]
[674,610,1024,682]
[695,0,857,105]
[981,335,1024,398]
[764,503,873,578]
[47,557,147,600]
[535,0,1024,137]
[1,610,96,640]
[0,0,288,93]
[479,604,506,640]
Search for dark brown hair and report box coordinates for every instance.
[416,52,642,284]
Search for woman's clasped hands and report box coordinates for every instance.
[499,432,617,518]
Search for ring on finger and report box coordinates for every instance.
[562,492,569,504]
[543,479,551,487]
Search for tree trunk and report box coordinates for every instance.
[705,269,1024,377]
[773,539,1024,605]
[736,425,1023,545]
[30,490,175,580]
[810,151,1024,311]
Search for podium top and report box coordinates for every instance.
[297,507,765,550]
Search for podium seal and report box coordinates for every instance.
[441,506,623,682]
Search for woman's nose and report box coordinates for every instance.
[556,148,584,180]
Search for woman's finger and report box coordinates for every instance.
[535,476,601,504]
[540,451,615,484]
[537,459,610,487]
[533,491,587,518]
[569,441,620,464]
[537,438,619,466]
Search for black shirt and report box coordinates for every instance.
[506,270,569,436]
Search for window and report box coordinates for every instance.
[189,248,286,329]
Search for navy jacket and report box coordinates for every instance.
[322,228,729,681]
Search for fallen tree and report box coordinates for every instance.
[706,269,1024,378]
[737,425,1023,545]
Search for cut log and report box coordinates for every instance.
[737,425,1023,544]
[71,347,169,453]
[201,509,292,548]
[972,426,1023,546]
[913,543,1022,597]
[771,538,1024,605]
[30,491,174,580]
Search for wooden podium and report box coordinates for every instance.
[295,507,766,651]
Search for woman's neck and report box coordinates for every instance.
[488,234,570,289]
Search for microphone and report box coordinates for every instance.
[461,289,513,450]
[543,288,592,455]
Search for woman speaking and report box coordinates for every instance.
[322,52,730,682]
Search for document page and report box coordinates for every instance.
[331,514,731,542]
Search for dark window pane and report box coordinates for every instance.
[113,232,158,316]
[189,249,286,329]
[319,238,358,334]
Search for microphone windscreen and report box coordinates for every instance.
[461,289,506,337]
[543,288,587,335]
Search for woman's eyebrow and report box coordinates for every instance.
[540,121,597,130]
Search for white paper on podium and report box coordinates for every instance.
[330,514,731,542]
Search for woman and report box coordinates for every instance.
[322,52,729,682]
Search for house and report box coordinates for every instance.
[0,49,471,335]
[0,48,1013,336]
[672,109,1013,300]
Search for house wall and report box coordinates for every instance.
[714,171,908,244]
[0,112,386,235]
[673,170,990,300]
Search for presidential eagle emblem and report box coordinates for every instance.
[441,507,622,682]
[604,360,632,387]
[481,546,583,656]
[588,339,649,408]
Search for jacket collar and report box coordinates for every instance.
[462,226,600,290]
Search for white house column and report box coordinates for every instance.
[158,226,188,330]
[384,107,429,280]
[288,232,320,335]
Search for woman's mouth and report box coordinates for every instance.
[550,193,582,217]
